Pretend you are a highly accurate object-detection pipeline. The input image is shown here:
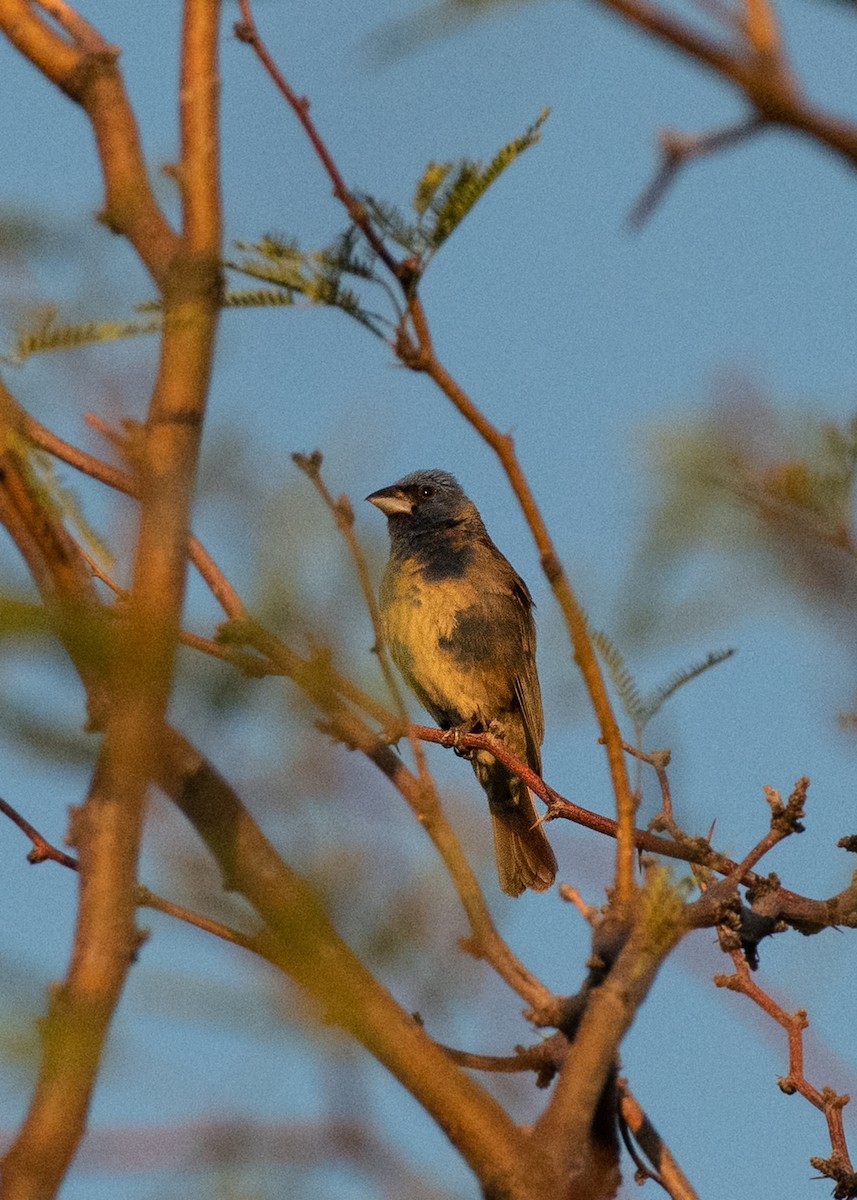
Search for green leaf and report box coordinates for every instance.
[3,307,161,364]
[412,161,453,218]
[227,231,392,338]
[221,288,297,309]
[228,237,311,293]
[427,107,549,251]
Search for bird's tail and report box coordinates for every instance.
[483,770,557,897]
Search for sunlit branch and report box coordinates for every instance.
[590,0,857,173]
[0,3,223,1195]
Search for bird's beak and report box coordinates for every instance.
[366,485,413,516]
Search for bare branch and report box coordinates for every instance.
[715,946,855,1178]
[630,117,763,227]
[590,0,857,170]
[0,4,223,1194]
[292,450,408,716]
[0,791,260,951]
[0,0,176,283]
[234,0,404,280]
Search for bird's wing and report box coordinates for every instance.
[509,575,544,771]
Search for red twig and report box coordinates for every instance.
[0,794,78,869]
[715,952,854,1178]
[234,0,403,281]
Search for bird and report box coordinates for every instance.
[366,468,557,896]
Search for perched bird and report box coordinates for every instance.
[366,468,557,896]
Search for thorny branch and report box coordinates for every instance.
[9,383,856,949]
[12,396,857,945]
[715,942,855,1193]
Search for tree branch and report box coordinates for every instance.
[0,4,222,1196]
[591,0,857,171]
[0,0,176,284]
[714,941,855,1186]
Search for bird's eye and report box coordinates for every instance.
[419,485,435,499]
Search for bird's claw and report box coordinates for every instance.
[438,724,480,759]
[449,726,475,759]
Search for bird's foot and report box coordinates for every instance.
[484,718,507,745]
[446,720,484,760]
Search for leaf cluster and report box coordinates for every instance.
[1,304,162,366]
[226,109,549,334]
[1,112,548,359]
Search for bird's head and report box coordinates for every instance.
[366,469,477,538]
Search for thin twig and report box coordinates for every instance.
[617,741,675,826]
[230,12,637,901]
[400,294,638,910]
[439,1032,568,1086]
[590,0,857,170]
[239,621,561,1022]
[558,884,601,926]
[234,0,403,280]
[291,450,435,789]
[291,451,406,714]
[418,724,857,936]
[630,117,763,227]
[76,545,268,674]
[14,407,249,621]
[0,793,78,870]
[83,412,248,620]
[0,792,257,954]
[715,951,854,1177]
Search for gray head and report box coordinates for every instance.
[366,469,485,537]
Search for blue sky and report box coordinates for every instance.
[2,2,857,1197]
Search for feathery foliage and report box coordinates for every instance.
[1,116,549,358]
[226,232,393,338]
[2,306,161,365]
[227,111,549,332]
[419,107,549,252]
[590,625,735,733]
